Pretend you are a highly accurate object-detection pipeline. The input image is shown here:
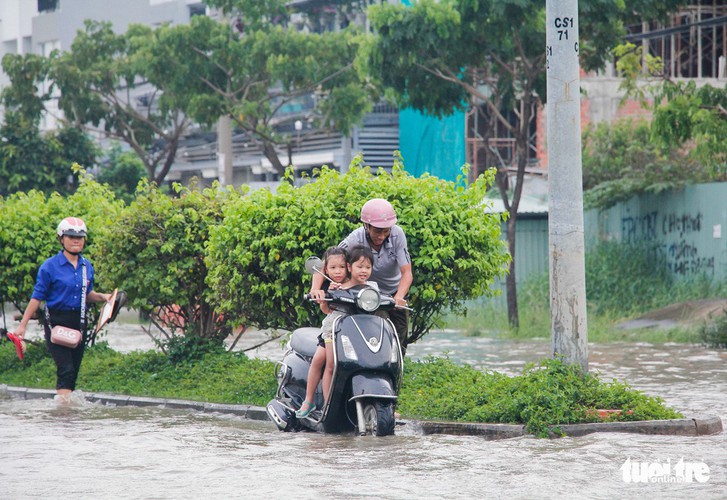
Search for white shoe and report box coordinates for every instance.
[54,391,86,406]
[54,393,72,405]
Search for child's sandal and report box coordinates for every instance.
[295,401,316,418]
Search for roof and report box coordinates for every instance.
[483,194,549,215]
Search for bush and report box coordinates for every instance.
[206,157,509,347]
[164,334,226,365]
[398,357,683,437]
[582,119,706,210]
[699,310,727,348]
[94,180,243,344]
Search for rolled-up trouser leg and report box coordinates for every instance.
[47,341,86,390]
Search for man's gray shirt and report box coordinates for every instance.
[340,226,410,295]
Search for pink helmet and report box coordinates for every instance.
[57,217,88,238]
[361,198,397,228]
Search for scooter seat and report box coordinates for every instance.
[290,327,322,358]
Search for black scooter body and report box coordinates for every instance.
[267,286,403,435]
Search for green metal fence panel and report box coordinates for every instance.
[583,182,727,283]
[479,182,727,310]
[486,216,550,308]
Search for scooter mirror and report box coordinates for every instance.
[305,256,334,283]
[305,256,323,275]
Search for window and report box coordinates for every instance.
[189,3,206,18]
[38,0,58,13]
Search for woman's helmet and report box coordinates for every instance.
[57,217,88,238]
[361,198,397,228]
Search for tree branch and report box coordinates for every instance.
[415,62,515,134]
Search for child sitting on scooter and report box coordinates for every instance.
[296,246,376,418]
[296,246,349,417]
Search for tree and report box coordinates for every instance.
[0,112,99,197]
[366,0,683,327]
[650,81,727,174]
[583,43,727,208]
[0,53,50,122]
[155,1,376,176]
[603,41,727,195]
[205,158,509,348]
[581,118,707,210]
[1,21,191,186]
[0,112,65,196]
[0,54,98,196]
[52,21,193,185]
[97,144,148,204]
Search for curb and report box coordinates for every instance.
[2,385,722,438]
[404,419,525,439]
[1,385,270,422]
[405,416,723,438]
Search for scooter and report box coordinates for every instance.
[266,259,404,436]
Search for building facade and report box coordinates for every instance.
[2,1,724,189]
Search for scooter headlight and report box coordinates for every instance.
[356,288,381,312]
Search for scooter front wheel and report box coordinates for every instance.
[359,400,395,436]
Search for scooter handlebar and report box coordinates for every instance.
[303,292,331,302]
[303,289,412,310]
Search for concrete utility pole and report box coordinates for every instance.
[216,8,234,187]
[545,0,588,372]
[217,115,233,187]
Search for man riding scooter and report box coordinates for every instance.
[309,199,413,350]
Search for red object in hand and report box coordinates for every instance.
[6,333,26,360]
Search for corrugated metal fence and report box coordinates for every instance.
[484,182,727,307]
[486,215,549,308]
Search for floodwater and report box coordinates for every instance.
[1,323,725,499]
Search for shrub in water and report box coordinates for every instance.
[699,310,727,348]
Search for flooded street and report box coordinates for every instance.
[1,323,725,499]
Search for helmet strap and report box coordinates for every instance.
[364,224,372,242]
[59,236,84,256]
[364,224,388,248]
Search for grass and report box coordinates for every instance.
[445,300,703,343]
[0,341,278,407]
[398,356,683,437]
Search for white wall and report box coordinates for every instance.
[0,0,39,97]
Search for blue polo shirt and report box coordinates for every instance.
[31,252,95,311]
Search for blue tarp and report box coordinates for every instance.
[398,108,466,182]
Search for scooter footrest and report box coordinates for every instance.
[299,409,323,421]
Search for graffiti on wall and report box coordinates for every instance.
[621,211,659,242]
[621,211,715,277]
